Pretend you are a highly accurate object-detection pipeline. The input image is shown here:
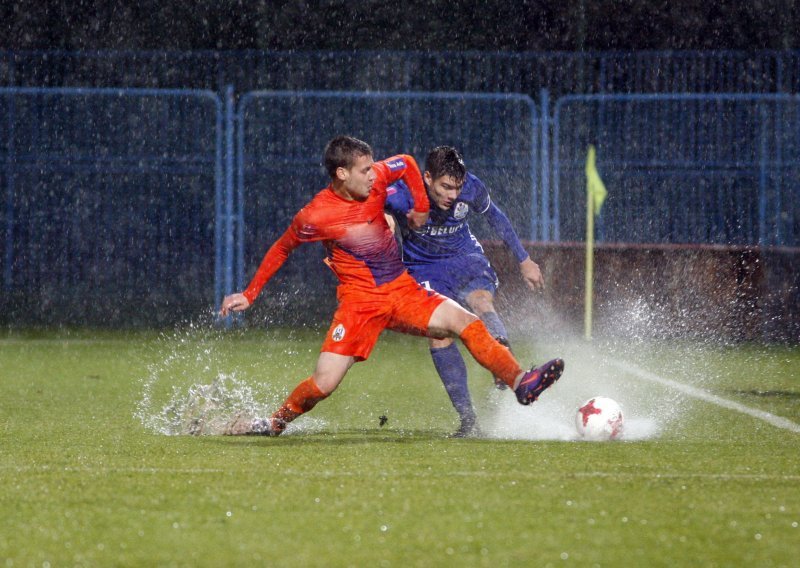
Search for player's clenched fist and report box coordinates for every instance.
[406,209,429,230]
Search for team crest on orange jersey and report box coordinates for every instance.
[332,324,346,342]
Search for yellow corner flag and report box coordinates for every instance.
[586,144,607,216]
[584,145,607,340]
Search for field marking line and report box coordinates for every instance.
[1,465,227,474]
[607,358,800,434]
[3,465,799,482]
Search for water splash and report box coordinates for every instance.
[134,321,327,436]
[480,376,663,442]
[138,371,265,436]
[489,289,733,442]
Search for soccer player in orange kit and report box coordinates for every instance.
[219,136,563,436]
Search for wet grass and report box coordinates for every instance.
[1,330,799,567]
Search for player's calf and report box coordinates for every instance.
[492,337,512,390]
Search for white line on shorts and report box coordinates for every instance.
[607,359,800,434]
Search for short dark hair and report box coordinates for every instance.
[425,146,466,182]
[323,136,373,178]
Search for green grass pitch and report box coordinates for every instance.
[1,328,799,567]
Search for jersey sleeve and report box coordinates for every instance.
[468,173,528,262]
[242,208,320,304]
[469,173,492,213]
[484,202,530,263]
[373,154,429,213]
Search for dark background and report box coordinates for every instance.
[2,1,798,339]
[1,0,798,52]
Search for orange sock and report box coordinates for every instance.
[459,320,523,388]
[272,376,328,425]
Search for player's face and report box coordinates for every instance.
[338,154,376,201]
[425,172,464,210]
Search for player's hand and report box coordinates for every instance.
[383,213,397,233]
[220,293,251,317]
[520,257,544,291]
[406,209,429,230]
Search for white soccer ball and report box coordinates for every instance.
[575,397,624,441]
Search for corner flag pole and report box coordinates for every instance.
[584,145,607,340]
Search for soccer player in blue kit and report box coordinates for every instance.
[385,146,548,437]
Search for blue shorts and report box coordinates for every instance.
[406,253,499,308]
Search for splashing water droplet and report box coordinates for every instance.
[134,326,281,436]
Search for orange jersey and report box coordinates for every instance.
[243,155,429,303]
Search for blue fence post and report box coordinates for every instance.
[3,92,15,290]
[550,94,562,243]
[537,88,550,241]
[235,94,246,294]
[214,92,225,315]
[773,101,784,246]
[529,94,540,243]
[758,102,769,246]
[223,85,236,325]
[402,95,411,153]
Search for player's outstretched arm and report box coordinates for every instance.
[481,200,543,291]
[220,293,251,317]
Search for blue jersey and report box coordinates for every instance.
[385,172,529,304]
[385,172,491,266]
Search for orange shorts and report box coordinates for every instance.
[320,271,448,361]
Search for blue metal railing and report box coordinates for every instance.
[0,87,226,325]
[552,93,800,246]
[3,83,799,327]
[234,90,540,291]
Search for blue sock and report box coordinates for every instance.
[430,343,476,425]
[480,311,509,344]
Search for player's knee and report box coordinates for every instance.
[311,373,340,395]
[466,290,495,315]
[311,366,348,395]
[429,336,455,349]
[428,298,478,336]
[472,300,495,317]
[455,309,479,333]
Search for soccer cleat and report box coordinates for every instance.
[492,337,512,390]
[449,420,483,439]
[449,412,482,438]
[222,413,256,435]
[222,413,286,436]
[514,358,564,406]
[250,417,287,437]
